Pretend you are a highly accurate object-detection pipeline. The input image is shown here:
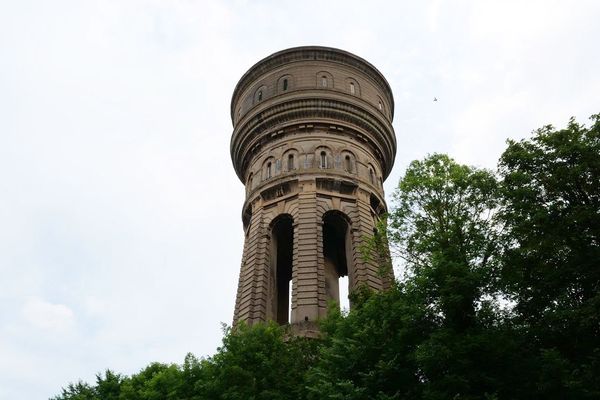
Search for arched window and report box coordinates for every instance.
[288,154,294,171]
[320,151,327,168]
[266,162,272,179]
[350,82,355,94]
[369,168,375,184]
[345,155,352,172]
[322,76,327,87]
[258,90,263,101]
[283,79,288,91]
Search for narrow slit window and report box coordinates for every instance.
[266,162,272,179]
[322,76,327,87]
[288,154,294,171]
[283,79,288,91]
[378,101,383,110]
[369,168,375,184]
[320,151,327,168]
[258,90,263,101]
[350,82,355,94]
[345,155,352,172]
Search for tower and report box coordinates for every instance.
[230,46,396,334]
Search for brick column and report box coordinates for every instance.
[290,180,321,325]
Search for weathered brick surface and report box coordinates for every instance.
[230,47,396,333]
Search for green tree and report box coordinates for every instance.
[197,322,319,400]
[388,154,527,399]
[51,381,97,400]
[499,114,600,398]
[389,154,501,331]
[307,285,431,400]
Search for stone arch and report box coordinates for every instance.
[345,77,361,96]
[269,214,294,325]
[376,95,386,114]
[315,146,333,169]
[321,210,353,310]
[254,84,267,104]
[341,150,357,174]
[262,157,275,180]
[367,163,376,185]
[282,148,299,172]
[316,71,334,88]
[277,74,293,93]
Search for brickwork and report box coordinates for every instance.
[230,47,396,333]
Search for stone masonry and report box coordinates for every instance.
[230,46,397,335]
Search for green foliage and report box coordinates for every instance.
[53,114,600,400]
[499,114,600,398]
[198,322,319,400]
[389,153,502,330]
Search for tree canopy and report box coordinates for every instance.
[53,114,600,400]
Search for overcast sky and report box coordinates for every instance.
[1,0,599,398]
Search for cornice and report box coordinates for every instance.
[230,46,395,122]
[230,97,396,182]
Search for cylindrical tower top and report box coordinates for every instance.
[230,46,396,184]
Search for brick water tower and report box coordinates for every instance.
[230,46,396,334]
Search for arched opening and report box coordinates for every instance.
[258,90,263,101]
[345,155,352,172]
[350,82,355,94]
[320,151,327,168]
[322,76,328,87]
[283,78,288,91]
[369,168,375,184]
[266,162,272,179]
[322,212,351,310]
[288,154,294,171]
[271,216,294,325]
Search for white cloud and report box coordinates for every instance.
[22,298,76,333]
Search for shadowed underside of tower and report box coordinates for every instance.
[230,46,396,335]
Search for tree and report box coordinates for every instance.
[499,114,600,398]
[197,322,319,400]
[307,285,431,400]
[388,153,502,331]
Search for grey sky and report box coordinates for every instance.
[0,1,598,398]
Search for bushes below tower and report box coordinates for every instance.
[52,114,600,400]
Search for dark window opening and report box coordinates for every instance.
[345,155,352,172]
[283,79,288,91]
[322,212,349,308]
[369,168,375,184]
[266,162,272,179]
[258,90,263,101]
[350,82,355,94]
[322,76,327,87]
[288,154,294,171]
[272,217,293,325]
[320,151,327,168]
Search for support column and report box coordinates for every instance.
[290,180,321,330]
[233,203,270,324]
[351,189,386,292]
